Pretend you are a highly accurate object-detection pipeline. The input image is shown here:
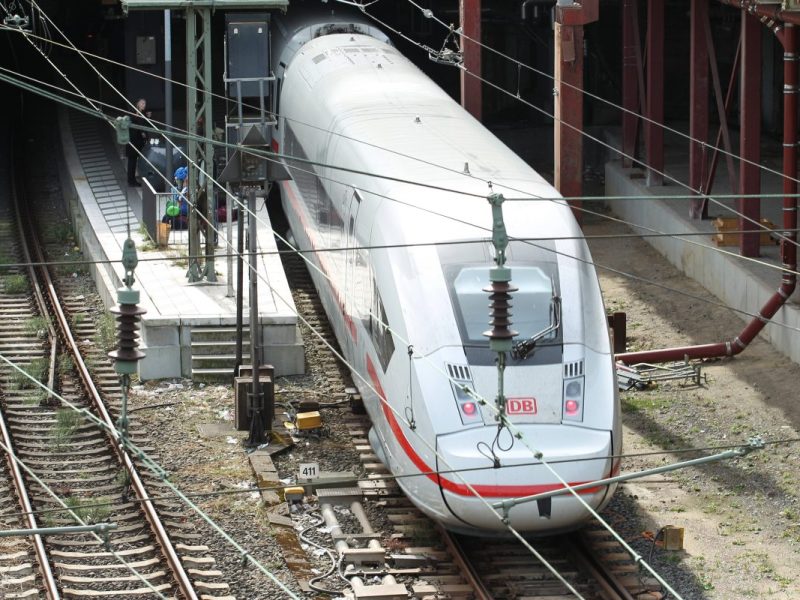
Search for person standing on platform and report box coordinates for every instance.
[126,98,148,186]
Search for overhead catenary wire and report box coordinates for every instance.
[354,0,798,251]
[0,10,713,600]
[2,19,796,266]
[15,434,800,521]
[14,5,586,594]
[404,0,800,209]
[1,28,797,294]
[7,10,768,596]
[9,58,793,349]
[7,3,776,596]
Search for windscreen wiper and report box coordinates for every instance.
[511,296,561,361]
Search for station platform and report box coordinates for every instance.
[56,108,305,380]
[605,146,800,364]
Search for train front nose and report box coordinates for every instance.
[435,425,614,533]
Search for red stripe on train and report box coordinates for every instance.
[366,355,605,498]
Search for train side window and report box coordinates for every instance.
[370,283,395,371]
[274,79,281,129]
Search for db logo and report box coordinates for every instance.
[507,397,537,415]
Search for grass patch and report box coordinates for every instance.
[44,222,73,245]
[115,469,131,488]
[2,274,28,294]
[51,408,82,449]
[24,316,48,338]
[93,313,117,355]
[64,496,111,525]
[25,389,51,406]
[57,353,74,377]
[11,357,47,389]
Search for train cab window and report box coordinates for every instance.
[452,266,557,345]
[440,239,562,366]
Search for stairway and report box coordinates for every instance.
[190,326,251,382]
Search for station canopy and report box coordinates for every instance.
[122,0,288,10]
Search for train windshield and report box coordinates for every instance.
[440,240,561,365]
[453,266,556,344]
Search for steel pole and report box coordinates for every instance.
[234,190,244,380]
[246,188,265,445]
[494,439,764,512]
[164,9,172,184]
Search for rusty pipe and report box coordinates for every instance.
[716,0,800,30]
[617,23,797,365]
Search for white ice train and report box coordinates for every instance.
[271,12,621,534]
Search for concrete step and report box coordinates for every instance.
[192,354,250,368]
[190,327,250,344]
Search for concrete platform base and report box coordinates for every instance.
[605,160,800,364]
[57,108,305,380]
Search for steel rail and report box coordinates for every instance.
[0,400,59,599]
[565,534,634,600]
[4,135,62,599]
[436,525,494,600]
[18,206,198,600]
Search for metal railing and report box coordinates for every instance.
[154,191,189,249]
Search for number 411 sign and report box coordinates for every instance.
[298,462,319,480]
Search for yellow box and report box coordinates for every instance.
[713,217,775,247]
[283,486,305,502]
[296,411,322,430]
[663,525,684,551]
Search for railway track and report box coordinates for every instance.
[0,122,235,597]
[279,240,666,600]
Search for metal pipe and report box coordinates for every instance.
[617,22,798,365]
[717,0,800,29]
[348,502,397,587]
[320,502,349,556]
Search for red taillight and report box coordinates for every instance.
[565,399,580,415]
[461,402,477,416]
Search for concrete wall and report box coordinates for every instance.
[605,160,800,365]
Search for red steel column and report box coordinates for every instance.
[739,9,762,257]
[554,1,598,220]
[460,0,482,120]
[781,24,797,286]
[689,0,709,218]
[621,0,638,167]
[554,20,584,217]
[645,0,664,187]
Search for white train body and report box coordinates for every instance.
[272,15,621,534]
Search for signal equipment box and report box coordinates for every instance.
[225,13,271,99]
[234,364,275,431]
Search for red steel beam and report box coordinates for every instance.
[460,0,482,121]
[645,0,664,187]
[621,0,638,167]
[689,0,709,218]
[740,8,762,257]
[617,21,798,366]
